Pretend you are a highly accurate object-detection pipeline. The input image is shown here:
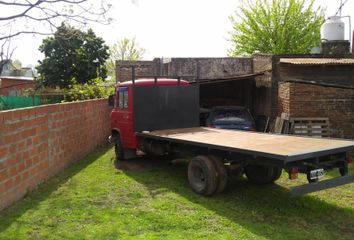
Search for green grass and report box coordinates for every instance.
[0,146,353,240]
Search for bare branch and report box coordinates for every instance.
[0,0,112,40]
[0,0,43,21]
[0,30,51,41]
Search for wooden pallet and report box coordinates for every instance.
[289,118,331,138]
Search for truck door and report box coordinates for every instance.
[113,86,136,148]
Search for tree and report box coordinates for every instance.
[228,0,325,55]
[0,0,112,41]
[0,0,112,78]
[36,23,109,88]
[106,37,146,80]
[0,38,16,75]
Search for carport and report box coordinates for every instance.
[197,71,270,117]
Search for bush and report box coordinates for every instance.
[63,78,115,102]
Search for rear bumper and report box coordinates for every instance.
[291,174,354,196]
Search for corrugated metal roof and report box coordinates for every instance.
[0,76,34,81]
[279,58,354,65]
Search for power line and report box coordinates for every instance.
[334,0,349,16]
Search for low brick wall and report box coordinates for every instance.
[278,82,354,139]
[0,99,111,210]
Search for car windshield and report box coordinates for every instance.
[212,109,253,124]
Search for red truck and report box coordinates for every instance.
[109,77,354,196]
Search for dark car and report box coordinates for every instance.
[206,106,256,131]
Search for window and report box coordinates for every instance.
[123,91,128,108]
[118,87,128,109]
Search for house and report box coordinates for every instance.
[0,60,35,96]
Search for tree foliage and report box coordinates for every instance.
[64,77,114,101]
[37,23,109,88]
[228,0,325,55]
[106,37,146,80]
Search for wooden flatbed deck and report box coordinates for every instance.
[137,127,354,162]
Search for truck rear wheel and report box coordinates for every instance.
[208,155,228,193]
[271,167,282,182]
[188,155,218,196]
[245,165,274,185]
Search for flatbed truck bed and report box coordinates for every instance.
[137,127,354,196]
[137,127,354,163]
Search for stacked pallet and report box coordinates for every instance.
[290,118,330,138]
[273,114,330,138]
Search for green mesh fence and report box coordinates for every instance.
[0,96,41,110]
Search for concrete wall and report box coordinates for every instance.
[163,58,253,81]
[0,99,111,210]
[278,82,354,139]
[116,60,160,83]
[116,57,253,83]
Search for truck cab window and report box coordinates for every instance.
[123,91,128,108]
[118,87,128,109]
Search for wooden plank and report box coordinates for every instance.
[264,117,270,133]
[274,117,284,134]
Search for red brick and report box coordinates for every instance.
[13,175,21,187]
[5,154,20,167]
[0,170,8,182]
[0,146,9,159]
[22,170,30,181]
[21,128,36,138]
[25,158,33,168]
[4,179,13,189]
[18,162,25,172]
[9,166,17,176]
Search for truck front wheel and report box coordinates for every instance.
[188,156,218,196]
[114,135,125,160]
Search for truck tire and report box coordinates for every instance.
[245,165,274,185]
[188,155,218,196]
[114,135,125,160]
[208,155,228,193]
[271,167,282,182]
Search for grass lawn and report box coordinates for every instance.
[0,145,353,240]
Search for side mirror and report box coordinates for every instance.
[108,94,114,107]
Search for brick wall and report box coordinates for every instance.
[0,99,111,210]
[278,82,354,139]
[0,78,34,96]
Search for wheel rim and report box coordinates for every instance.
[190,163,207,191]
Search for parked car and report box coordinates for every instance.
[206,106,256,131]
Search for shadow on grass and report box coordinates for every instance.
[122,156,354,240]
[0,145,112,233]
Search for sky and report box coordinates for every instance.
[2,0,354,66]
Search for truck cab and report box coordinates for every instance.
[110,78,193,159]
